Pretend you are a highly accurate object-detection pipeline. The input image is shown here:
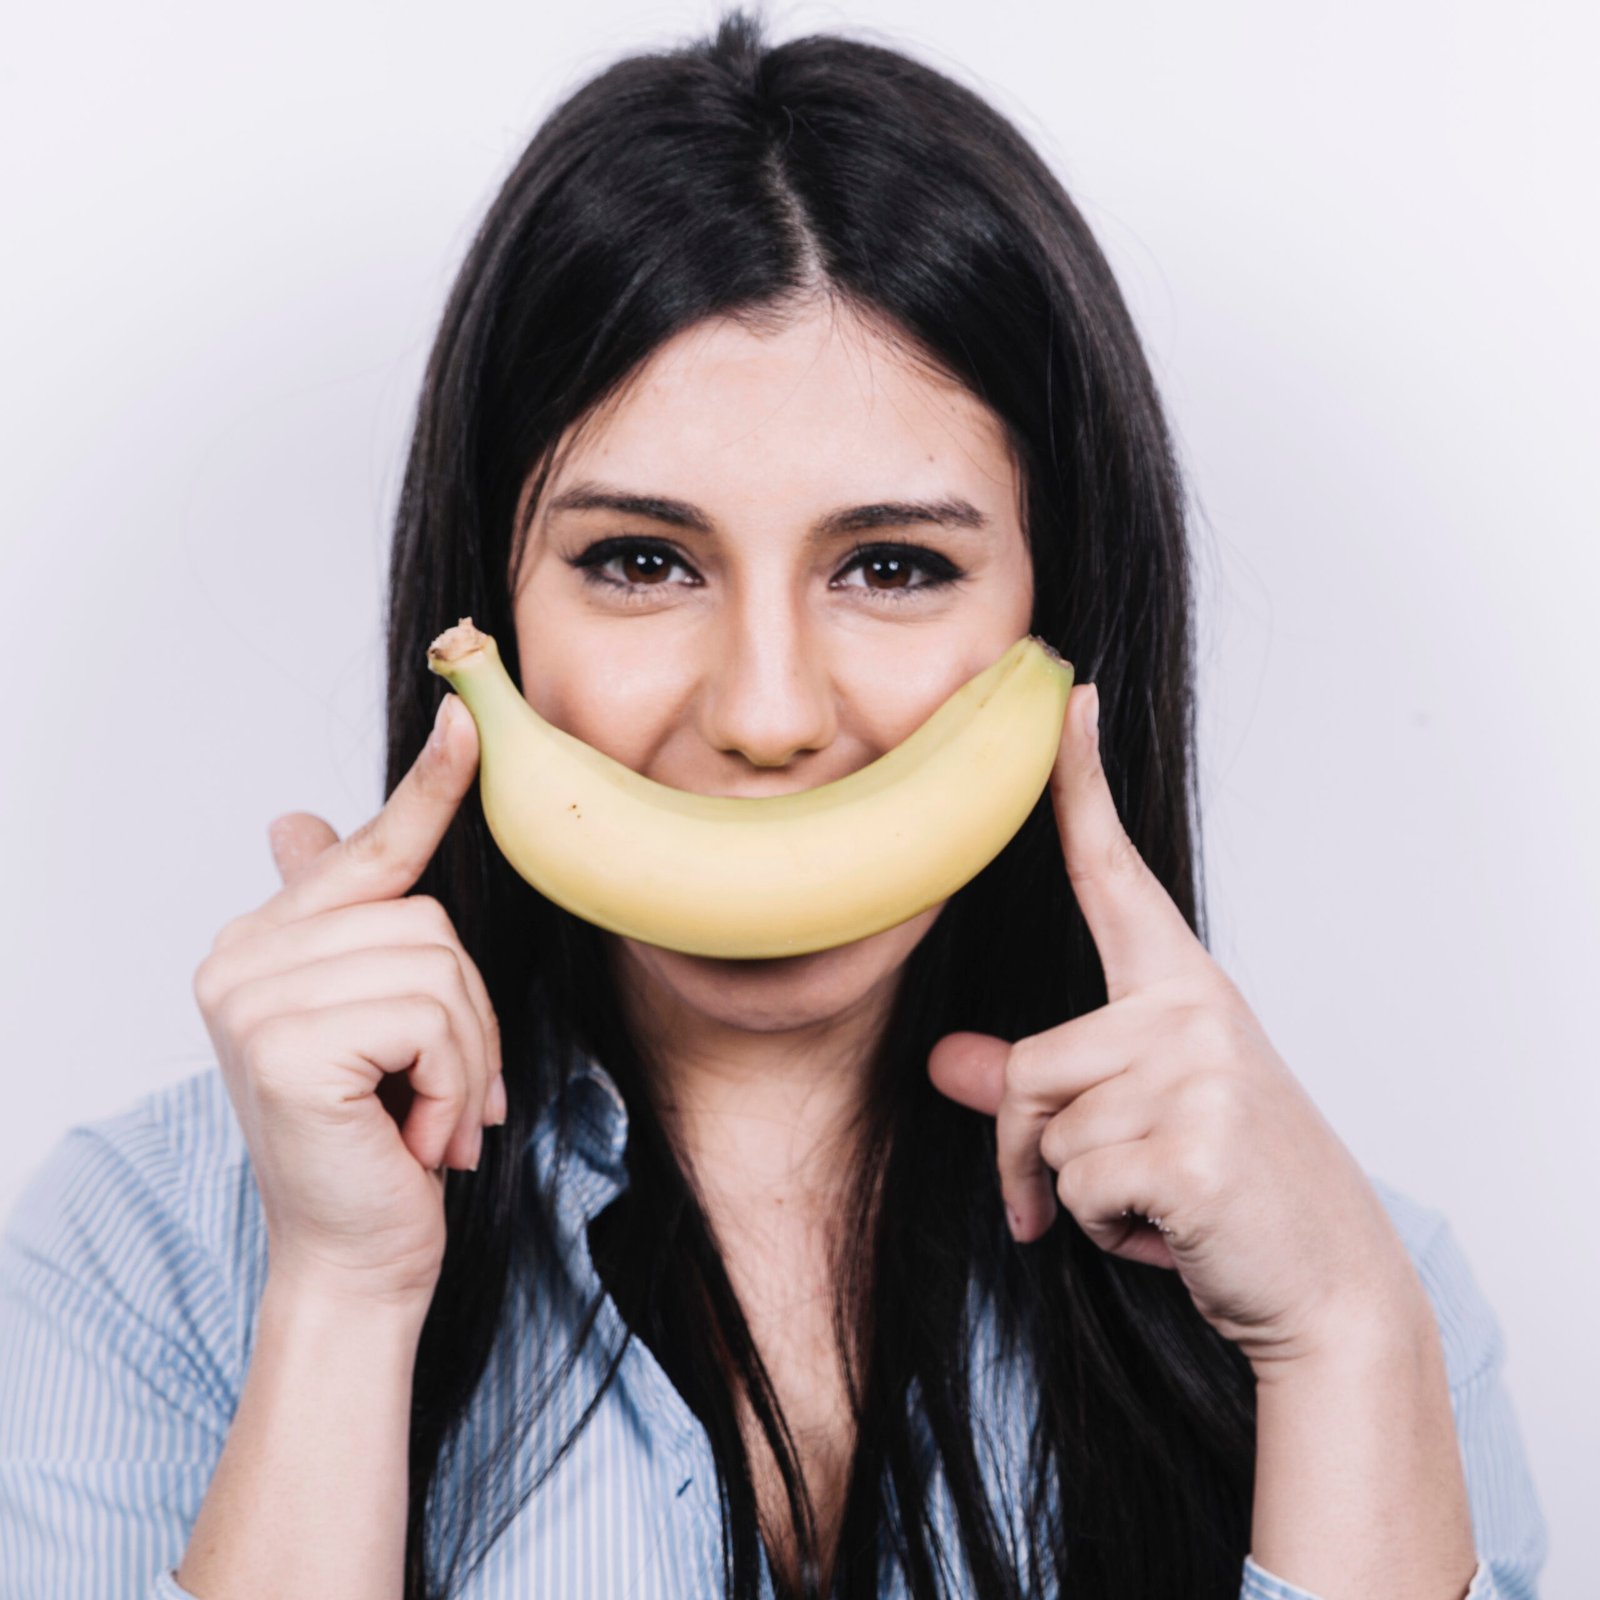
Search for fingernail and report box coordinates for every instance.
[1082,684,1099,744]
[467,1126,483,1170]
[486,1074,508,1126]
[1006,1202,1023,1240]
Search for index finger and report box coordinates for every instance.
[1052,683,1202,1001]
[260,693,479,930]
[992,1009,1132,1240]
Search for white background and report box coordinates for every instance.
[2,1,1594,1591]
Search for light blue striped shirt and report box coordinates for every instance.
[0,1058,1547,1598]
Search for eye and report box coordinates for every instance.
[835,542,964,602]
[567,537,692,595]
[566,537,964,604]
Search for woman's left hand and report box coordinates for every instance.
[927,682,1425,1372]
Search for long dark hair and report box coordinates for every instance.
[390,8,1256,1596]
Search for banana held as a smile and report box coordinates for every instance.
[426,617,1073,959]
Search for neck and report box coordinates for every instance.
[613,947,891,1245]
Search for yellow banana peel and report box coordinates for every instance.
[426,618,1072,958]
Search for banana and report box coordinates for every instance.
[426,618,1073,959]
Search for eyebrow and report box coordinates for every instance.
[544,481,990,539]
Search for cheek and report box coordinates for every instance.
[514,614,636,746]
[512,642,572,728]
[533,680,622,755]
[1007,543,1036,631]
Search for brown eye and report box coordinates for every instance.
[569,538,695,592]
[855,552,914,591]
[837,543,963,602]
[566,536,964,604]
[614,547,674,585]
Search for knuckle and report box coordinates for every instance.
[1063,824,1143,894]
[1171,1138,1225,1204]
[209,912,254,957]
[1037,1114,1068,1171]
[1104,825,1144,880]
[1002,1037,1047,1105]
[245,1012,301,1089]
[191,956,223,1015]
[422,940,464,986]
[420,993,456,1043]
[1054,1150,1090,1212]
[1180,1004,1236,1063]
[405,893,454,939]
[1173,1068,1236,1125]
[343,816,387,867]
[210,989,250,1047]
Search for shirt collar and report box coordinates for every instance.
[525,1047,631,1182]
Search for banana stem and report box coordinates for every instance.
[427,617,492,670]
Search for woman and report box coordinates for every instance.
[0,9,1545,1599]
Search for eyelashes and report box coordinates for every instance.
[565,536,965,605]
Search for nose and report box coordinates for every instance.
[699,612,839,773]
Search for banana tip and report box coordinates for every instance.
[1028,633,1071,672]
[428,617,493,672]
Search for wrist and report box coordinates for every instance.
[262,1260,437,1343]
[1253,1252,1435,1384]
[180,1256,424,1598]
[1249,1265,1476,1594]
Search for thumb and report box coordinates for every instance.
[927,1030,1011,1118]
[268,812,341,885]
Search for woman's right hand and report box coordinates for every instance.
[191,692,504,1313]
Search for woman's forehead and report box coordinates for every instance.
[526,306,1019,533]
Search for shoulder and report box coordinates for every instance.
[9,1063,249,1242]
[64,1060,245,1173]
[0,1067,261,1585]
[1,1063,261,1372]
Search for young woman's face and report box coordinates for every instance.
[508,298,1034,1047]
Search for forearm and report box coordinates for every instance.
[1250,1278,1478,1599]
[176,1273,426,1600]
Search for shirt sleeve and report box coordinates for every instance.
[1237,1192,1548,1600]
[0,1118,237,1600]
[1241,1554,1499,1598]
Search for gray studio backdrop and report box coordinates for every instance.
[3,2,1594,1593]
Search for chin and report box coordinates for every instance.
[612,905,945,1023]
